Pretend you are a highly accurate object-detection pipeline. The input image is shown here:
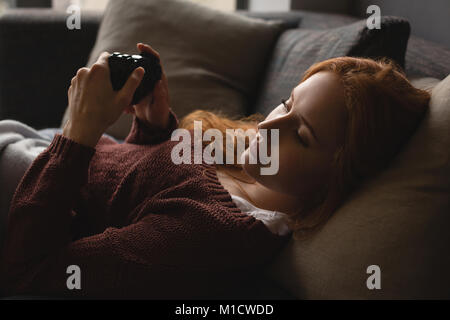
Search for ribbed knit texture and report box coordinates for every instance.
[0,110,289,299]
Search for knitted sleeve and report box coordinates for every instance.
[124,109,179,145]
[0,133,200,298]
[0,133,95,295]
[0,132,286,298]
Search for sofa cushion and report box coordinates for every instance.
[409,77,441,92]
[61,0,284,139]
[238,10,304,29]
[405,36,450,80]
[253,16,410,115]
[293,9,450,80]
[266,75,450,299]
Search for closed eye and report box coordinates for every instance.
[298,132,309,147]
[281,98,290,112]
[282,98,309,147]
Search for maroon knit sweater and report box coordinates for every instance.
[0,111,289,299]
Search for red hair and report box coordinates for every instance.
[292,57,430,236]
[180,57,431,236]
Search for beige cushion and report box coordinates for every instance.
[267,75,450,299]
[61,0,283,139]
[410,77,441,92]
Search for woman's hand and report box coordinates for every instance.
[63,51,145,147]
[123,43,171,129]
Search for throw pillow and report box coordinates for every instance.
[61,0,284,139]
[253,16,410,115]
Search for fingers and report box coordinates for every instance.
[161,71,168,87]
[118,67,145,104]
[71,67,89,88]
[145,80,169,111]
[76,67,89,78]
[136,43,167,81]
[153,80,166,101]
[137,43,160,59]
[96,51,111,65]
[88,51,111,76]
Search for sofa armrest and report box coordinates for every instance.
[237,10,303,29]
[0,9,101,129]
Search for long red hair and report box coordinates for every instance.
[180,57,431,237]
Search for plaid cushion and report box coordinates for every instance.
[405,36,450,80]
[296,10,450,80]
[253,16,410,116]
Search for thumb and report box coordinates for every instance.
[152,80,167,104]
[120,67,145,102]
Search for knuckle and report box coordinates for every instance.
[76,67,88,77]
[98,51,111,63]
[90,63,100,71]
[90,63,105,73]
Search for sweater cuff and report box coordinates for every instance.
[47,133,96,165]
[124,109,179,145]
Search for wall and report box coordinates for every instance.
[249,0,290,12]
[291,0,352,14]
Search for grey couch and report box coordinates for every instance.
[0,8,449,131]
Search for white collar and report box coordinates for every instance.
[231,194,293,236]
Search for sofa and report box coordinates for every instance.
[0,4,449,299]
[1,8,448,130]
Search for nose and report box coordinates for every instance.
[257,110,296,132]
[256,110,297,152]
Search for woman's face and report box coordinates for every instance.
[242,71,348,197]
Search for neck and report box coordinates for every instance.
[244,180,301,215]
[217,166,302,216]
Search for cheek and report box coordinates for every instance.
[246,146,332,196]
[241,148,259,179]
[269,151,305,193]
[243,145,305,194]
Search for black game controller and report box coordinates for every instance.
[108,51,162,105]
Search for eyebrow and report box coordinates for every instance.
[290,90,319,143]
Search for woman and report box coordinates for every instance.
[0,43,429,298]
